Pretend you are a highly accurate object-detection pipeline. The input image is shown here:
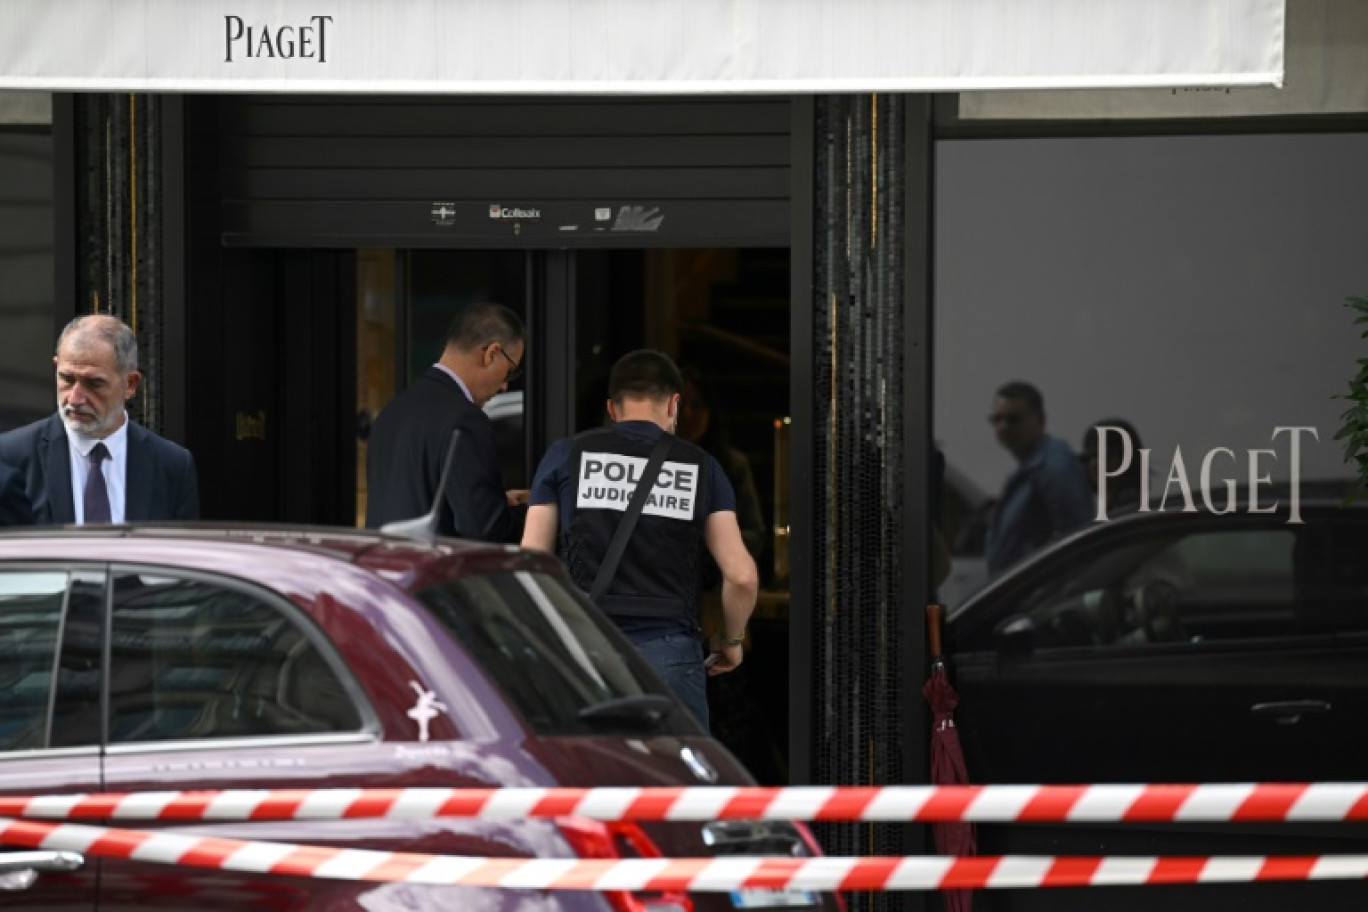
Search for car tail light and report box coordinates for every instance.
[556,817,694,912]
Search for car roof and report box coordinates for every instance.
[948,496,1367,621]
[483,389,523,421]
[0,523,563,593]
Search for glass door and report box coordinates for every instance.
[572,248,793,782]
[353,245,795,783]
[355,250,531,527]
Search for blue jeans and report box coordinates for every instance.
[626,631,709,730]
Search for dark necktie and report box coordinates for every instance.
[84,443,112,524]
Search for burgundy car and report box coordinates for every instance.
[0,525,834,912]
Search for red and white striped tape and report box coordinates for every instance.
[3,783,1367,824]
[2,815,1366,890]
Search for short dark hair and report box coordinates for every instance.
[996,380,1045,421]
[445,303,525,352]
[608,349,683,404]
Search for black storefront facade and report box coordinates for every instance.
[48,64,1368,891]
[45,67,1368,909]
[22,17,1307,908]
[51,91,941,877]
[19,1,1368,907]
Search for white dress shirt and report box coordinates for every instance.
[433,362,474,403]
[66,415,130,524]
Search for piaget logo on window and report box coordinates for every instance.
[224,15,333,62]
[576,453,699,521]
[1093,425,1319,524]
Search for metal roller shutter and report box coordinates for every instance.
[218,96,791,248]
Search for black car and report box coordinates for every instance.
[945,498,1368,911]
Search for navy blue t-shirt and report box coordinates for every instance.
[529,421,737,637]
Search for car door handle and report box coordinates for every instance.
[1250,700,1331,725]
[0,851,85,891]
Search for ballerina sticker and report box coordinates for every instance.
[406,681,448,743]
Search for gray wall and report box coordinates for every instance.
[935,131,1368,500]
[0,129,54,430]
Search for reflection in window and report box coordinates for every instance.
[1022,529,1297,647]
[51,574,104,748]
[1294,520,1368,634]
[0,571,67,751]
[109,573,362,743]
[418,570,693,736]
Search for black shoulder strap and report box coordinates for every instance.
[590,432,673,605]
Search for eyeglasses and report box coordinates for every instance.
[491,345,522,382]
[988,412,1026,426]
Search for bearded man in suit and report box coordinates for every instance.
[0,314,199,525]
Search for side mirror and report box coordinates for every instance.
[993,614,1037,658]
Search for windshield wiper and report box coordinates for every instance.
[577,694,676,730]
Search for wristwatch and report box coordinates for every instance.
[718,629,746,646]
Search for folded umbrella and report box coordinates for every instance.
[923,603,976,912]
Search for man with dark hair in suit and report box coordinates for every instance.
[364,303,528,542]
[0,314,199,525]
[984,380,1092,577]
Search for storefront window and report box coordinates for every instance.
[934,132,1368,605]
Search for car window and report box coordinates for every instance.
[417,569,702,736]
[1154,530,1295,639]
[50,572,106,749]
[1294,518,1368,634]
[0,570,68,752]
[1020,528,1297,647]
[108,571,364,743]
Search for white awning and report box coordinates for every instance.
[0,0,1284,95]
[961,0,1362,118]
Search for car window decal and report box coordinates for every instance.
[405,681,448,743]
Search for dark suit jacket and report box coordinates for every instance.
[0,461,35,526]
[364,367,519,543]
[0,414,200,525]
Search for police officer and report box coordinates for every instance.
[522,349,758,729]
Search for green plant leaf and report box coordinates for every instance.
[1336,295,1368,496]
